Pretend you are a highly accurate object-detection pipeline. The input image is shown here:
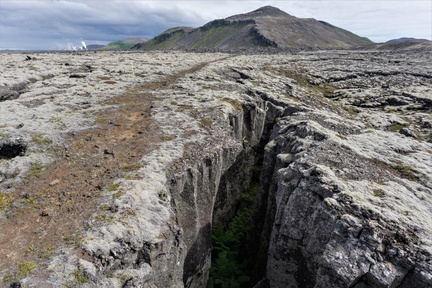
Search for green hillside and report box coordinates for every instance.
[133,6,375,51]
[102,38,147,51]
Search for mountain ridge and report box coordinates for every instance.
[132,6,373,51]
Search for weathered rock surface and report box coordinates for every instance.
[0,48,431,287]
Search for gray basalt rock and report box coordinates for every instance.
[260,115,431,287]
[0,49,431,288]
[399,127,418,138]
[0,83,27,102]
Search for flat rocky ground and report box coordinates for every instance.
[0,51,228,282]
[0,49,431,287]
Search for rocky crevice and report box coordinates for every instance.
[167,88,303,287]
[247,113,432,288]
[2,50,431,288]
[168,92,277,287]
[168,83,431,288]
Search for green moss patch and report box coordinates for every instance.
[208,183,258,288]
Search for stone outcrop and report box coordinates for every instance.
[255,117,431,287]
[0,48,431,287]
[0,82,27,102]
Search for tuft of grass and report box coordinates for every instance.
[393,162,418,180]
[49,117,63,123]
[121,163,144,172]
[72,268,89,284]
[119,274,132,285]
[389,123,408,133]
[175,105,193,113]
[112,189,125,199]
[376,179,386,185]
[18,261,37,277]
[0,190,14,210]
[72,140,84,149]
[95,211,114,223]
[64,232,83,249]
[372,158,419,182]
[107,183,120,192]
[345,107,360,115]
[373,188,386,198]
[94,116,108,124]
[40,246,55,259]
[201,117,213,127]
[22,194,39,206]
[28,162,45,178]
[2,273,14,283]
[119,208,136,218]
[26,244,37,254]
[32,133,52,145]
[222,98,242,111]
[51,146,63,156]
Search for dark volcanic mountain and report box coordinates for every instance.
[132,6,373,51]
[379,38,431,50]
[385,37,430,44]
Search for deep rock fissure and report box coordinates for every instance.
[168,89,286,288]
[178,81,432,287]
[207,165,263,287]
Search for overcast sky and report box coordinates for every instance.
[0,0,431,50]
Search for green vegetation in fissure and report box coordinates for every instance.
[207,182,259,288]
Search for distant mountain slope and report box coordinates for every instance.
[86,44,104,50]
[102,38,147,50]
[132,6,373,51]
[366,38,432,51]
[385,37,430,44]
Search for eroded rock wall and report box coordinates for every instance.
[254,112,432,288]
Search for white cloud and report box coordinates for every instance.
[0,0,430,50]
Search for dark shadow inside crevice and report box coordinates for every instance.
[0,139,27,159]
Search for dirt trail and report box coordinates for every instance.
[0,57,228,281]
